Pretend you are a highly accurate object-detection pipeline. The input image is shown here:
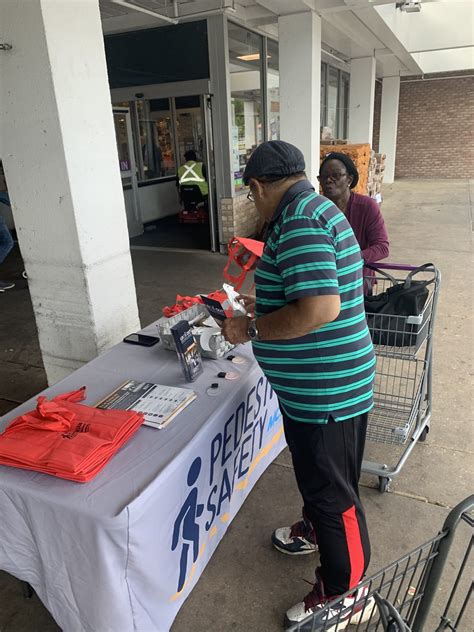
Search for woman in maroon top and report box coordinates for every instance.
[318,152,389,269]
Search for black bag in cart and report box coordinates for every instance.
[364,263,435,347]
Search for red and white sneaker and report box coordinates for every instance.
[284,571,375,631]
[272,514,318,556]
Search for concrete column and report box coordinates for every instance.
[207,14,233,199]
[279,12,321,184]
[0,0,140,385]
[379,76,400,183]
[348,57,376,145]
[207,14,233,251]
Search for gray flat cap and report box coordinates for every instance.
[243,141,306,185]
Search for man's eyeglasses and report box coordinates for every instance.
[318,172,348,183]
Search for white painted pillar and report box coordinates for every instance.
[207,14,233,200]
[279,12,321,184]
[379,76,401,183]
[348,57,376,145]
[0,0,141,385]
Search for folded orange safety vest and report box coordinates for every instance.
[0,387,144,482]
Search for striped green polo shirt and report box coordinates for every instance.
[252,179,375,423]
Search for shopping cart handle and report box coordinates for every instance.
[367,262,432,272]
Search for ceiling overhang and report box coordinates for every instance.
[100,0,473,77]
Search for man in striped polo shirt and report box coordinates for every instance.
[222,141,375,628]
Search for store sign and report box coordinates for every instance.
[234,171,244,187]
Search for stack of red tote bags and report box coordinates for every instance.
[0,387,144,482]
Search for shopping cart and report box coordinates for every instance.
[285,494,473,632]
[362,263,441,493]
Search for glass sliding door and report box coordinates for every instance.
[137,99,176,180]
[175,95,205,166]
[112,107,142,238]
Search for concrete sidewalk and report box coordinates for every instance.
[0,180,472,631]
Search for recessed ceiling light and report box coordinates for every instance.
[236,53,271,62]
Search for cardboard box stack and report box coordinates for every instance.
[367,151,386,200]
[319,143,372,195]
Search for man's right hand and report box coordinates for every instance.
[237,293,256,316]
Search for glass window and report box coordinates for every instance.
[267,39,280,141]
[320,64,350,140]
[137,99,176,180]
[339,72,350,140]
[228,23,263,191]
[320,62,327,130]
[327,66,339,139]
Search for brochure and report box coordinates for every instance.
[96,380,196,430]
[200,295,227,324]
[170,320,204,382]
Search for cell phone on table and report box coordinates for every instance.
[123,333,160,347]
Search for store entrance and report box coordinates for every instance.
[112,93,218,252]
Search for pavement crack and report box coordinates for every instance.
[360,484,452,509]
[274,461,454,510]
[271,461,293,470]
[2,359,44,371]
[430,444,474,456]
[0,397,23,405]
[468,180,474,231]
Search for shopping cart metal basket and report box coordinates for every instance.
[362,263,441,493]
[285,494,473,632]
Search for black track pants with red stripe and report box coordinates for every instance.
[282,411,371,596]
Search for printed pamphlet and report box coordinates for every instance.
[170,320,204,382]
[96,380,196,430]
[200,295,227,324]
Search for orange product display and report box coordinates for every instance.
[162,289,229,318]
[320,143,372,195]
[223,237,264,292]
[162,236,264,318]
[0,388,144,483]
[162,294,204,318]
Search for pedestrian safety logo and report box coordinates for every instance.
[169,377,283,599]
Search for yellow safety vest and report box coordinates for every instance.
[178,161,208,196]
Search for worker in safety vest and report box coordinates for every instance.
[176,150,208,200]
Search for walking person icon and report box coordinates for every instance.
[171,457,204,592]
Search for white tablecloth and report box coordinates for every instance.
[0,323,285,631]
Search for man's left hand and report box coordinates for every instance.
[221,316,251,345]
